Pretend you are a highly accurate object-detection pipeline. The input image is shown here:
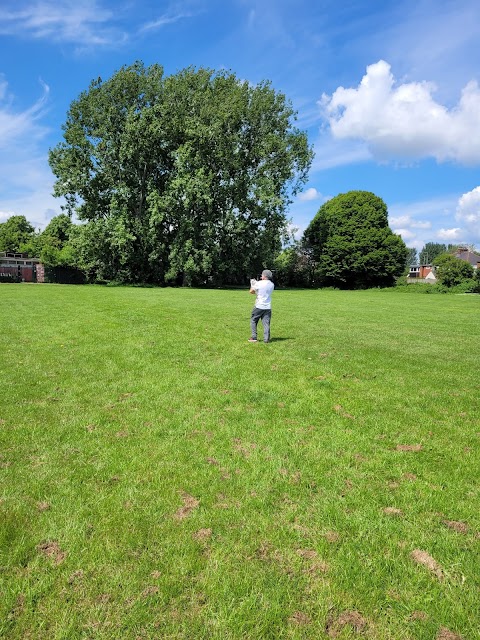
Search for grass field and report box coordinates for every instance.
[0,283,479,639]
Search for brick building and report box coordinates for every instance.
[0,252,41,282]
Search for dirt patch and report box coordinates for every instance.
[193,528,212,542]
[9,594,25,620]
[68,570,84,584]
[383,507,403,516]
[411,549,443,579]
[37,540,66,564]
[402,473,417,480]
[304,561,330,575]
[232,438,257,457]
[436,627,463,640]
[296,548,317,560]
[141,586,159,598]
[409,610,428,621]
[324,531,340,543]
[396,444,423,452]
[443,520,468,534]
[333,405,355,419]
[173,492,199,520]
[206,457,219,465]
[289,611,311,625]
[37,501,51,512]
[115,430,128,438]
[151,570,162,578]
[326,610,367,637]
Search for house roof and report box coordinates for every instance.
[454,249,480,266]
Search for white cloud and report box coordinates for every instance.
[0,1,126,47]
[0,77,49,150]
[321,60,480,165]
[298,187,321,202]
[0,77,61,230]
[389,214,432,230]
[393,228,415,241]
[411,220,432,229]
[139,13,192,32]
[455,186,480,242]
[437,228,463,240]
[389,215,411,227]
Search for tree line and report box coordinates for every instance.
[7,61,476,290]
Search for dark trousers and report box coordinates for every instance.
[250,307,271,342]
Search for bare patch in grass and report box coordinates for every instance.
[324,531,340,543]
[443,520,468,534]
[383,507,403,516]
[37,540,66,564]
[68,570,84,584]
[85,424,96,432]
[403,473,417,480]
[296,548,318,560]
[193,528,212,542]
[409,611,428,621]
[37,501,50,511]
[141,586,159,598]
[437,627,463,640]
[396,444,423,452]
[255,542,272,561]
[151,570,162,578]
[411,549,443,579]
[115,430,128,438]
[333,405,355,419]
[11,594,26,620]
[174,492,199,520]
[232,438,257,457]
[206,457,219,465]
[305,561,330,574]
[326,610,367,637]
[289,611,311,625]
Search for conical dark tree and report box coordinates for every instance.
[303,191,407,289]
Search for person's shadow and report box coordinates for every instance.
[268,337,293,342]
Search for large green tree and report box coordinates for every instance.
[419,242,446,264]
[0,215,35,253]
[49,62,313,285]
[433,253,474,287]
[303,191,407,289]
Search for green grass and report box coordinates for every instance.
[1,284,479,639]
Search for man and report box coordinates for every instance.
[248,269,274,343]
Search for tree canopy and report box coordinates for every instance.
[418,242,447,264]
[49,61,313,285]
[303,191,407,289]
[0,215,35,252]
[433,253,474,287]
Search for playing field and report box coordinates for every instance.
[1,284,478,639]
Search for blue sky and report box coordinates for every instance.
[1,0,480,251]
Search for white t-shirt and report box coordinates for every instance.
[252,279,274,309]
